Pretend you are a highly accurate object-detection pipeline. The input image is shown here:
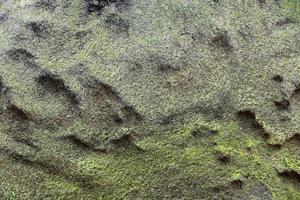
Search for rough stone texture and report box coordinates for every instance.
[0,0,299,199]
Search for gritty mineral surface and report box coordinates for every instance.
[0,0,299,199]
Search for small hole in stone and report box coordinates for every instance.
[217,154,230,164]
[272,75,283,82]
[274,99,290,110]
[231,179,243,189]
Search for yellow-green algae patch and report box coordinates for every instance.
[64,118,300,199]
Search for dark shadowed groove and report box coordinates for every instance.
[36,70,81,107]
[278,169,300,184]
[6,104,32,121]
[236,110,270,139]
[1,147,103,189]
[61,135,107,152]
[109,134,144,152]
[86,78,143,122]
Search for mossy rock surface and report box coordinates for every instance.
[0,0,299,199]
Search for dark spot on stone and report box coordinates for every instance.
[0,13,9,22]
[86,3,104,13]
[280,116,291,122]
[274,99,290,110]
[86,0,109,14]
[246,147,252,152]
[75,31,89,39]
[237,110,259,128]
[190,126,218,138]
[113,0,130,10]
[104,13,129,34]
[211,32,233,51]
[267,144,281,150]
[230,179,243,189]
[217,154,230,164]
[258,0,266,4]
[211,186,221,192]
[272,75,283,82]
[7,104,31,121]
[35,0,57,10]
[276,18,294,26]
[0,76,4,90]
[25,21,47,37]
[37,70,65,90]
[6,49,39,69]
[112,114,123,124]
[6,49,35,62]
[157,63,178,73]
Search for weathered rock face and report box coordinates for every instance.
[0,0,299,199]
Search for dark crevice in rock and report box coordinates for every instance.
[121,105,143,123]
[36,70,80,107]
[258,0,266,4]
[217,154,231,164]
[284,133,300,146]
[0,76,3,87]
[0,79,10,110]
[74,31,89,39]
[6,48,35,62]
[8,151,34,164]
[109,134,144,151]
[62,135,107,152]
[267,143,282,150]
[13,137,39,149]
[86,78,142,123]
[3,147,102,189]
[64,135,93,149]
[86,0,129,14]
[87,79,122,102]
[5,49,39,69]
[86,2,106,14]
[237,110,269,139]
[6,104,31,121]
[291,85,300,101]
[278,169,300,184]
[159,100,226,126]
[274,99,290,110]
